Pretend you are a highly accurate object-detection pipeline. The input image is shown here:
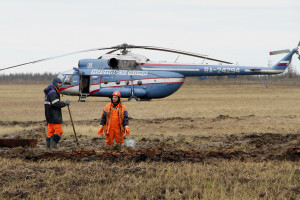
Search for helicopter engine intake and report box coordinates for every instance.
[108,58,118,69]
[78,58,119,69]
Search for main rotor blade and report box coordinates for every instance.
[97,49,119,59]
[1,43,234,71]
[106,49,119,54]
[0,46,117,71]
[125,45,233,64]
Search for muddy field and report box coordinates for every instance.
[0,118,299,162]
[1,83,300,199]
[0,118,299,199]
[0,83,299,162]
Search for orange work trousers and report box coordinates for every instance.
[105,127,124,145]
[47,123,63,137]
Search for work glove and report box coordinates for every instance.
[98,126,103,135]
[125,126,130,135]
[65,99,70,106]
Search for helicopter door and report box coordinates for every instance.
[89,75,101,94]
[80,75,90,94]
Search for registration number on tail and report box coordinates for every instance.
[204,67,240,73]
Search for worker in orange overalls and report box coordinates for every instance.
[98,91,130,148]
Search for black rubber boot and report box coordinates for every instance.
[50,134,61,149]
[50,137,57,149]
[46,138,51,148]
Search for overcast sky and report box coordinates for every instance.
[0,0,299,74]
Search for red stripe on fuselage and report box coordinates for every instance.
[59,84,79,92]
[101,82,185,88]
[90,89,100,95]
[101,77,185,84]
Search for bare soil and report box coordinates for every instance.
[0,118,299,163]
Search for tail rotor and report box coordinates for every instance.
[269,41,300,61]
[269,49,290,55]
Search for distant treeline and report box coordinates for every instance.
[0,73,59,83]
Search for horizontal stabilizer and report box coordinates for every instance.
[269,49,290,55]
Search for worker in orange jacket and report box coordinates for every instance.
[98,91,130,147]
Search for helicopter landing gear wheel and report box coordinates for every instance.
[128,96,138,101]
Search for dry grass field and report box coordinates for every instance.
[0,158,298,199]
[1,82,300,137]
[0,81,299,199]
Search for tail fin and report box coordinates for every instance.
[271,48,299,70]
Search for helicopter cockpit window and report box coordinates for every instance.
[58,74,64,81]
[64,75,73,85]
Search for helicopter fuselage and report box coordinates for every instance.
[58,48,298,101]
[59,58,185,100]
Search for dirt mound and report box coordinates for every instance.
[2,145,299,162]
[0,133,299,162]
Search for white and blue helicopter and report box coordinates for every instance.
[1,43,299,101]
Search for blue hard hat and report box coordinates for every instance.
[52,77,62,86]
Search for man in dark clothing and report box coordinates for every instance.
[44,77,70,148]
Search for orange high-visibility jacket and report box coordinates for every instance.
[100,102,129,135]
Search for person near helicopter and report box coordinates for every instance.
[44,77,70,148]
[98,91,130,148]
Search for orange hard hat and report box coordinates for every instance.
[112,91,121,98]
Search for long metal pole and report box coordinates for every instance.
[67,105,79,146]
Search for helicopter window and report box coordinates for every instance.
[116,80,120,85]
[64,75,73,85]
[137,80,142,85]
[58,74,64,81]
[104,79,108,84]
[91,76,98,84]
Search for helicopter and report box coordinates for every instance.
[1,42,299,102]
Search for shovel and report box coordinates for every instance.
[67,105,80,147]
